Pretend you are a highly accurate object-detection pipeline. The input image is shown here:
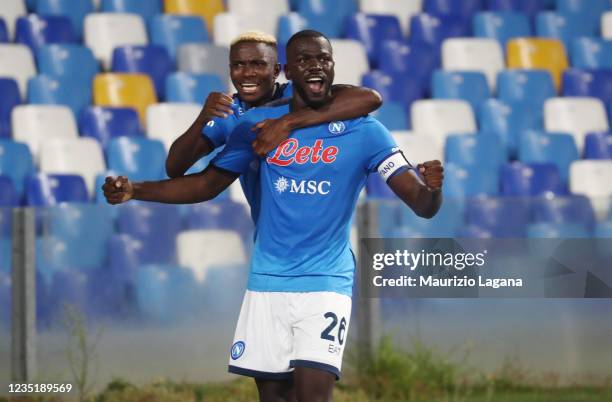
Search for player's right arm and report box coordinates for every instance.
[165,92,234,178]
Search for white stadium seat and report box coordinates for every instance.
[177,44,230,84]
[442,38,504,90]
[226,0,288,37]
[11,105,78,163]
[411,100,476,146]
[0,0,26,40]
[146,103,201,151]
[177,229,247,282]
[570,160,612,221]
[359,0,422,34]
[544,97,609,154]
[0,44,36,98]
[39,137,106,197]
[602,12,612,39]
[84,13,148,70]
[330,39,369,86]
[392,131,444,164]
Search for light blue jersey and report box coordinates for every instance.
[212,104,406,296]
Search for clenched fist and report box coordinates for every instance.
[202,92,234,120]
[417,160,444,192]
[251,117,292,157]
[102,176,133,205]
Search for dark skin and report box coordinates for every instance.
[103,34,444,402]
[165,41,383,178]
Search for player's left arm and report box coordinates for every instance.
[386,160,444,219]
[251,85,382,156]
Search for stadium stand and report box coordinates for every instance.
[163,0,224,35]
[101,0,163,22]
[36,44,98,85]
[496,69,556,108]
[424,0,484,19]
[0,79,20,139]
[507,38,568,89]
[569,160,612,220]
[25,174,89,206]
[35,0,94,40]
[79,106,142,150]
[27,74,91,117]
[15,15,76,51]
[93,73,157,123]
[0,19,7,42]
[562,69,612,104]
[358,0,422,34]
[226,0,288,37]
[603,11,612,39]
[431,70,490,110]
[0,44,36,98]
[410,13,471,48]
[149,14,208,61]
[500,162,564,196]
[106,137,166,181]
[378,40,439,84]
[519,130,579,184]
[443,162,499,198]
[584,132,612,159]
[111,45,174,99]
[411,99,477,146]
[369,103,408,131]
[571,38,612,69]
[0,139,34,199]
[445,133,505,170]
[345,13,403,68]
[177,44,229,84]
[0,0,26,40]
[536,11,598,50]
[329,39,369,86]
[393,132,444,164]
[165,72,226,103]
[362,70,424,114]
[473,11,531,49]
[145,103,200,151]
[441,38,503,90]
[297,0,357,39]
[487,0,545,18]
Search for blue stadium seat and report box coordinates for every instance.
[0,240,11,273]
[149,15,208,61]
[27,74,91,117]
[48,268,90,317]
[473,12,531,49]
[101,0,162,21]
[277,12,308,47]
[297,0,358,38]
[519,130,578,183]
[344,13,403,68]
[479,99,543,158]
[15,15,75,51]
[443,163,499,198]
[25,174,89,206]
[456,225,492,238]
[36,0,94,39]
[366,174,394,199]
[409,14,472,48]
[362,71,424,113]
[370,102,409,131]
[0,139,35,200]
[556,0,608,35]
[135,264,172,320]
[0,271,11,325]
[487,0,545,18]
[0,18,8,42]
[0,78,20,138]
[445,134,506,170]
[424,0,485,18]
[111,45,174,99]
[584,132,612,159]
[397,197,464,237]
[183,201,251,233]
[497,69,556,108]
[595,221,612,237]
[165,72,225,104]
[378,40,439,83]
[536,12,598,50]
[500,162,564,196]
[465,196,530,237]
[117,202,182,264]
[527,222,591,238]
[431,70,490,110]
[562,69,612,104]
[571,38,612,70]
[36,44,98,87]
[107,137,166,182]
[0,176,16,208]
[532,195,596,231]
[79,106,142,150]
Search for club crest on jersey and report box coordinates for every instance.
[328,121,345,134]
[231,341,245,360]
[267,139,338,166]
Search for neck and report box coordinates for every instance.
[291,88,331,111]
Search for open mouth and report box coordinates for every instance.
[306,77,325,95]
[239,83,259,94]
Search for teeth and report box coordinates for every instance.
[307,78,323,83]
[241,83,257,87]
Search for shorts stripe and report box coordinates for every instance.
[290,359,341,380]
[228,365,293,380]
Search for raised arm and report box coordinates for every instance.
[102,166,238,205]
[165,92,234,178]
[388,161,444,219]
[251,86,382,156]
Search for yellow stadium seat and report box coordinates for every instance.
[164,0,224,33]
[507,38,568,90]
[93,74,157,124]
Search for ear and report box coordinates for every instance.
[273,63,281,79]
[284,63,292,80]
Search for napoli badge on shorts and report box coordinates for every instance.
[328,121,345,134]
[231,341,246,360]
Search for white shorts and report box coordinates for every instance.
[228,290,352,380]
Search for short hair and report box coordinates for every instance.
[230,31,277,49]
[286,29,331,53]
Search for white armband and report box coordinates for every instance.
[377,151,411,182]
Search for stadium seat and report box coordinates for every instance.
[0,0,26,40]
[0,44,36,98]
[562,69,612,105]
[595,221,612,237]
[25,173,89,206]
[213,12,277,48]
[101,0,162,21]
[117,201,182,264]
[177,44,230,84]
[35,0,94,39]
[603,12,612,39]
[165,72,225,104]
[328,40,369,87]
[519,130,579,183]
[557,0,608,35]
[15,15,75,51]
[36,44,98,87]
[226,0,289,37]
[11,104,78,162]
[465,196,529,237]
[84,13,148,69]
[532,194,596,231]
[27,74,91,117]
[424,0,484,18]
[394,197,463,237]
[473,12,531,49]
[359,0,422,34]
[47,268,90,317]
[507,38,568,90]
[487,0,545,18]
[297,0,357,38]
[107,137,166,181]
[111,45,174,99]
[496,69,556,108]
[536,12,597,51]
[500,162,564,196]
[345,13,403,68]
[569,160,612,220]
[163,0,224,34]
[93,73,157,123]
[0,79,20,138]
[0,176,16,207]
[370,103,409,131]
[479,99,543,158]
[362,71,424,112]
[0,19,7,42]
[409,13,471,48]
[183,200,251,233]
[527,222,591,238]
[79,106,142,149]
[277,12,307,50]
[411,99,477,146]
[445,133,505,170]
[0,139,34,198]
[571,38,612,70]
[145,103,200,151]
[149,15,208,61]
[544,97,609,154]
[365,174,396,199]
[378,40,439,84]
[392,131,444,164]
[443,163,499,198]
[39,137,106,196]
[441,38,504,90]
[584,132,612,159]
[431,70,490,110]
